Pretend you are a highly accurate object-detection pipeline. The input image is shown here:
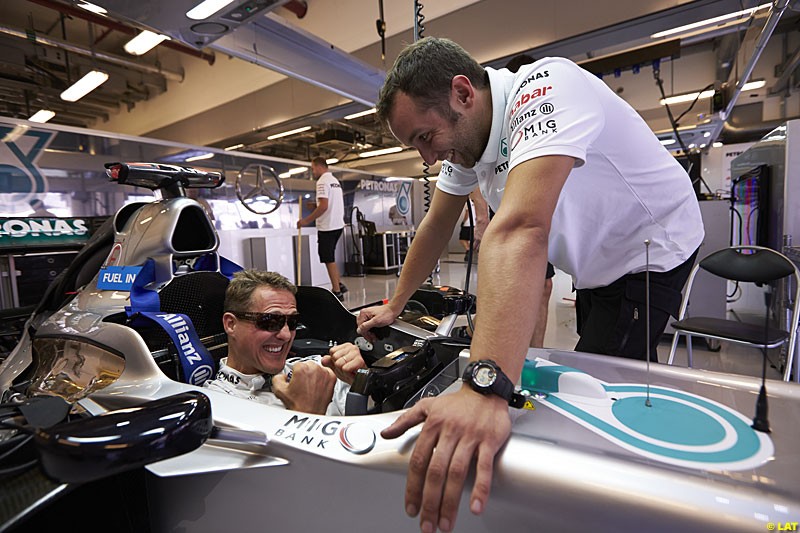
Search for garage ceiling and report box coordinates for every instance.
[1,0,799,178]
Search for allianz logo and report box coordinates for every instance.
[0,218,88,237]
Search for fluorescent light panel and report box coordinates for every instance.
[651,3,771,39]
[29,110,55,123]
[186,0,235,20]
[659,80,764,106]
[185,152,214,162]
[359,146,403,158]
[326,158,339,164]
[60,70,109,102]
[76,1,107,15]
[124,30,170,56]
[287,167,308,175]
[266,126,311,140]
[224,143,244,151]
[344,108,376,120]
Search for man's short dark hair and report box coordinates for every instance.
[311,157,328,168]
[224,269,296,313]
[376,37,489,129]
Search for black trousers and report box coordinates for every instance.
[574,249,698,362]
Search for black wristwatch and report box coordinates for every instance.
[462,360,526,409]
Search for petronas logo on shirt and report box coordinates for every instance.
[500,138,508,158]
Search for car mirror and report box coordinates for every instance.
[34,391,213,484]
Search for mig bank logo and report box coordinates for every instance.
[0,124,55,207]
[500,138,508,158]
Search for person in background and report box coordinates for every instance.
[204,269,366,415]
[28,198,56,217]
[457,189,489,262]
[357,37,703,531]
[297,157,348,300]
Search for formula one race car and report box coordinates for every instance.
[0,163,798,533]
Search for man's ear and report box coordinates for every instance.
[223,312,236,335]
[450,75,475,109]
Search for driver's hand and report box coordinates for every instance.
[271,361,335,414]
[321,342,366,385]
[381,387,512,532]
[356,304,399,342]
[296,219,304,229]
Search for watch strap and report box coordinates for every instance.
[464,360,525,409]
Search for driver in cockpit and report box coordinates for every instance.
[204,269,366,415]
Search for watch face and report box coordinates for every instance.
[474,365,496,387]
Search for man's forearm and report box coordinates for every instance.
[468,225,549,381]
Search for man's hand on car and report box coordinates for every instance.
[381,386,512,532]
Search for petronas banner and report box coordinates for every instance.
[0,218,90,248]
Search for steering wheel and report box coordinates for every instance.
[236,164,284,215]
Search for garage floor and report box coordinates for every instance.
[336,253,787,381]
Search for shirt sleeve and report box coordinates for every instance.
[316,177,330,200]
[435,160,479,197]
[507,58,605,172]
[327,380,350,416]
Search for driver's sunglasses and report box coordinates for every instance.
[230,311,301,332]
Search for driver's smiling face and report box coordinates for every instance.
[225,286,297,375]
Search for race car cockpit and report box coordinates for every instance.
[2,162,471,419]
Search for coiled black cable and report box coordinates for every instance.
[414,0,425,41]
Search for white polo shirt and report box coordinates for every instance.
[436,58,704,289]
[315,171,344,231]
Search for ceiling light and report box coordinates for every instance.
[712,142,723,148]
[651,3,771,39]
[124,30,170,56]
[659,80,764,106]
[326,158,339,164]
[386,177,414,182]
[186,0,235,20]
[359,146,403,158]
[76,1,107,15]
[659,89,715,106]
[344,108,376,120]
[660,138,676,146]
[224,143,244,151]
[60,70,109,102]
[286,166,308,175]
[29,110,56,123]
[185,152,214,162]
[266,126,311,140]
[741,79,766,91]
[278,172,291,179]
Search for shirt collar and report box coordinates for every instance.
[476,66,515,166]
[216,357,268,392]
